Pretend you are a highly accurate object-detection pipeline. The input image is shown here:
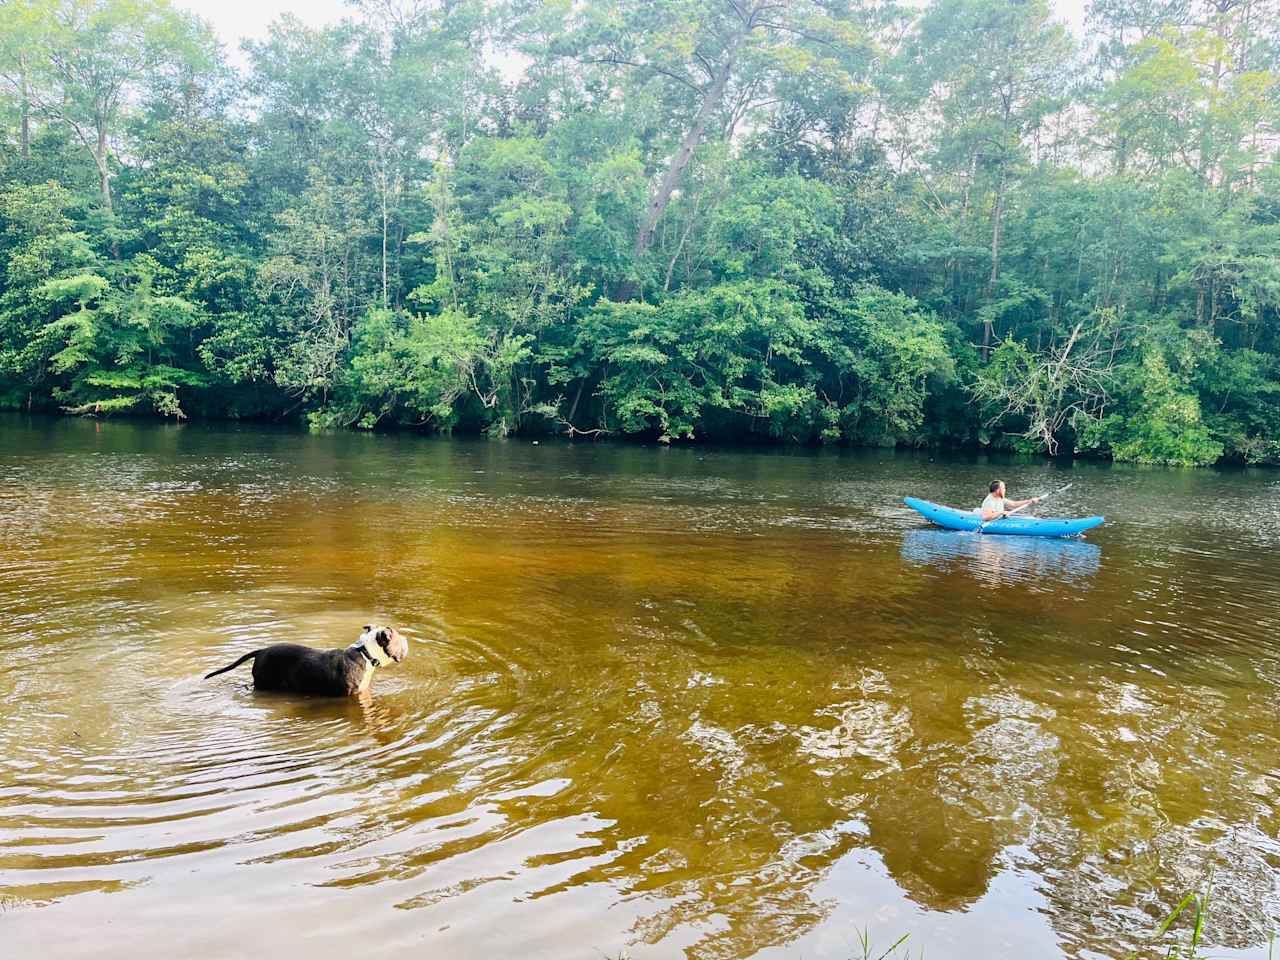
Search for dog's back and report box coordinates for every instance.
[252,644,361,696]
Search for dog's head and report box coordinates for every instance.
[360,624,409,666]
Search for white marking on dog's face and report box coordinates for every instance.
[358,625,409,666]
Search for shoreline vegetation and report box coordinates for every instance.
[2,0,1279,467]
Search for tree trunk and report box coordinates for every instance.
[1199,0,1236,184]
[663,202,701,293]
[1200,54,1223,184]
[567,377,586,424]
[94,123,113,215]
[381,169,389,309]
[394,221,405,309]
[951,150,978,311]
[634,53,735,260]
[19,54,30,160]
[982,161,1006,361]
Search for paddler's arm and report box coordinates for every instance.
[981,496,1040,521]
[1003,496,1042,513]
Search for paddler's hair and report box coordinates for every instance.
[990,480,1002,492]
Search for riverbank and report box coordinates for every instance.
[4,407,1277,472]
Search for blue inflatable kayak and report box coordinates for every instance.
[904,496,1104,538]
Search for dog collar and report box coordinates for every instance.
[353,643,383,668]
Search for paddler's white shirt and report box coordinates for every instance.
[980,493,1010,516]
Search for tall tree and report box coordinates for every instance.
[553,0,874,271]
[906,0,1073,358]
[0,0,216,217]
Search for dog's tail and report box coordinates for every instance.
[204,650,260,680]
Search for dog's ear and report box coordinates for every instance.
[362,624,372,634]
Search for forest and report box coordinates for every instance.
[0,0,1278,465]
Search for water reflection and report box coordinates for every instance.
[900,528,1102,584]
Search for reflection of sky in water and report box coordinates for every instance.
[900,528,1102,585]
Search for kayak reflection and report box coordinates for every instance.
[900,528,1101,584]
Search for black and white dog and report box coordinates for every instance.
[204,625,409,697]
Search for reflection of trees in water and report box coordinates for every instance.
[857,680,1061,913]
[556,669,873,957]
[15,438,1280,958]
[516,639,1280,959]
[1022,676,1280,955]
[322,540,1280,960]
[482,644,1011,956]
[215,623,1277,960]
[1033,822,1280,957]
[863,780,1001,911]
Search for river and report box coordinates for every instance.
[2,414,1278,958]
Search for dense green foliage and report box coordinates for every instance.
[2,0,1278,465]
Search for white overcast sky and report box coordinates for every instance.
[184,0,1092,64]
[188,0,349,60]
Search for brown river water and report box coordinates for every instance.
[2,414,1279,959]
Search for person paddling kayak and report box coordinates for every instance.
[979,480,1041,522]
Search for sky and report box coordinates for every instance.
[189,0,348,61]
[184,0,1092,62]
